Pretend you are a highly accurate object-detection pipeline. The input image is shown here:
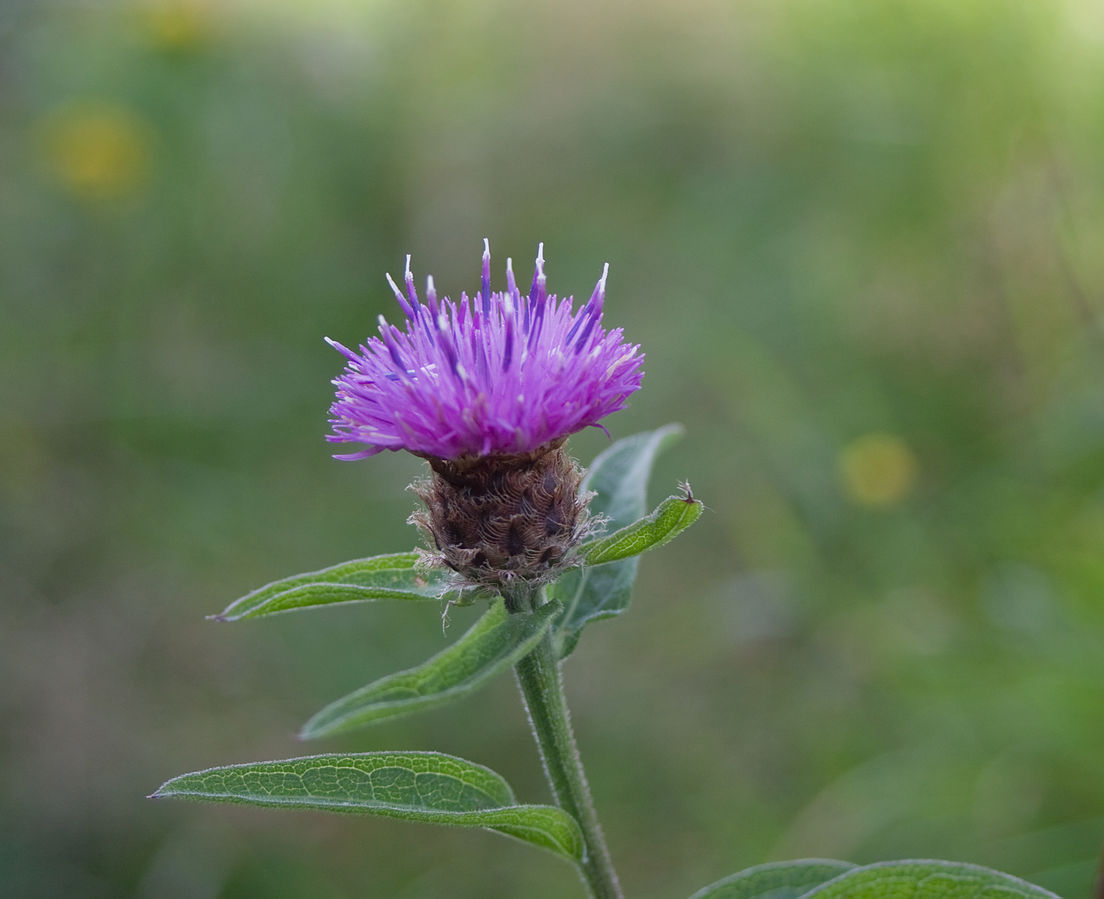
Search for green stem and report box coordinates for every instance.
[510,588,623,899]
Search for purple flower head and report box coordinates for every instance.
[326,241,644,461]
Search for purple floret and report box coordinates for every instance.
[326,240,644,460]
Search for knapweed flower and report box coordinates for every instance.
[326,241,644,589]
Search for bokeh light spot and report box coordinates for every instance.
[837,432,918,507]
[138,0,217,53]
[39,103,153,201]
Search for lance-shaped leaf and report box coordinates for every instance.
[300,599,561,739]
[800,860,1060,898]
[214,552,461,621]
[579,492,703,567]
[689,859,857,899]
[150,751,583,862]
[549,423,686,658]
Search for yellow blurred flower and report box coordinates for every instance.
[837,432,918,508]
[138,0,216,53]
[39,103,152,201]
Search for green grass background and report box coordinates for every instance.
[3,1,1104,896]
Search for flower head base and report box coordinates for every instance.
[411,442,587,588]
[326,241,643,461]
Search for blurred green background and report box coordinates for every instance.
[3,0,1104,896]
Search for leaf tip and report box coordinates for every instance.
[205,613,227,622]
[296,721,322,741]
[658,421,686,442]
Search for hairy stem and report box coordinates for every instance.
[510,586,623,899]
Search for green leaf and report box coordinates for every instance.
[150,751,583,861]
[689,859,857,899]
[550,423,686,657]
[579,492,703,567]
[213,552,458,621]
[300,599,562,739]
[799,860,1060,898]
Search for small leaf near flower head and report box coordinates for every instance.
[579,492,703,567]
[212,552,457,622]
[548,424,686,658]
[300,598,561,739]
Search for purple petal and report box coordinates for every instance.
[325,242,644,460]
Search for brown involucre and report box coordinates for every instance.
[411,441,588,590]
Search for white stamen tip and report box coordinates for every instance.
[404,255,412,279]
[482,237,490,257]
[427,274,435,292]
[506,257,513,274]
[385,273,402,296]
[600,262,609,289]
